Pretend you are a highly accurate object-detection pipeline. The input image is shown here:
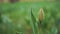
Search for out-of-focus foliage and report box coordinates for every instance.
[0,2,60,34]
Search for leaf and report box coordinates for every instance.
[31,8,36,23]
[30,8,38,34]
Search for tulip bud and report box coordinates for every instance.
[38,8,44,28]
[39,8,44,22]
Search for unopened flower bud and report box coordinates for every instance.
[39,8,44,21]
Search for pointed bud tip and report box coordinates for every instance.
[39,8,44,21]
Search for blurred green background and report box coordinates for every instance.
[0,0,60,34]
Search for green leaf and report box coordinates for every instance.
[30,8,38,34]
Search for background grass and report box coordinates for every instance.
[0,2,60,34]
